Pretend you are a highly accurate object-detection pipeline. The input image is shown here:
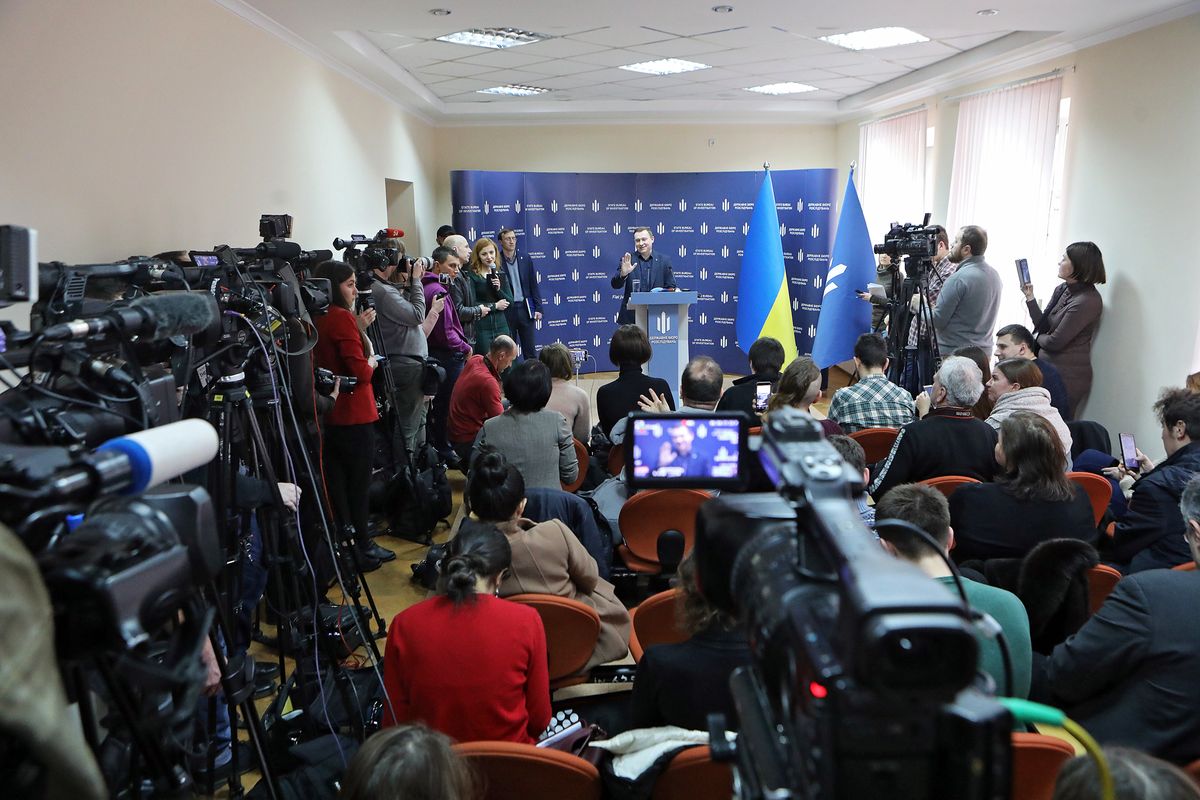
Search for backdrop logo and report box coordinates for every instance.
[515,200,522,213]
[591,199,600,213]
[678,199,687,212]
[814,274,823,289]
[700,222,708,235]
[536,318,542,330]
[811,224,820,237]
[721,245,729,258]
[614,312,620,323]
[795,198,804,212]
[656,311,671,334]
[484,201,490,215]
[593,334,601,348]
[571,268,579,281]
[722,198,730,212]
[635,199,643,213]
[612,222,621,235]
[572,313,580,326]
[553,247,560,259]
[699,312,708,325]
[720,335,728,348]
[700,268,708,280]
[797,249,805,263]
[469,227,477,241]
[742,222,749,236]
[779,223,786,237]
[592,290,601,302]
[678,245,687,258]
[536,273,542,283]
[807,324,817,338]
[551,200,558,213]
[592,245,601,259]
[720,290,729,303]
[571,222,579,236]
[656,222,665,236]
[533,223,541,237]
[553,293,562,305]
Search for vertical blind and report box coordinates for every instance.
[858,108,928,242]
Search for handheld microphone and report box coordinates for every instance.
[95,419,220,494]
[41,291,219,341]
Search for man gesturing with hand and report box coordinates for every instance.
[612,227,676,324]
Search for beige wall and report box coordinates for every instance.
[0,0,436,324]
[834,16,1200,454]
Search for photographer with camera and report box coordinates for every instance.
[370,238,430,454]
[930,225,1003,353]
[313,261,392,569]
[423,246,473,468]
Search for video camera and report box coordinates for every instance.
[625,408,1011,799]
[873,214,940,266]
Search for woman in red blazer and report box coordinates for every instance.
[382,521,551,743]
[314,261,380,566]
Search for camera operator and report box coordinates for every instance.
[313,261,392,569]
[370,238,430,454]
[930,225,1002,353]
[423,246,474,468]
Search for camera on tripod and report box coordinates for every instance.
[873,216,940,264]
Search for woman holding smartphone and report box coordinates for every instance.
[1021,242,1106,417]
[466,237,513,356]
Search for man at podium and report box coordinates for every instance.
[612,227,676,324]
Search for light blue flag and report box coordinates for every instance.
[811,169,875,369]
[736,169,798,364]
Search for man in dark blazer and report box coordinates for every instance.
[611,227,675,325]
[497,227,541,360]
[1038,473,1200,764]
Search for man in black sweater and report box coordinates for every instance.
[716,336,785,417]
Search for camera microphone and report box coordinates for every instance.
[379,228,404,239]
[96,419,220,494]
[41,291,219,342]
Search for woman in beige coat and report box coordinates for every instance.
[467,447,630,669]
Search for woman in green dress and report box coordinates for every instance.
[467,237,514,355]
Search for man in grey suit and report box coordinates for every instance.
[930,225,1002,353]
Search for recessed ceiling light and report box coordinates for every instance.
[743,82,818,95]
[976,8,999,15]
[436,28,548,49]
[428,8,451,16]
[819,27,929,50]
[712,5,734,12]
[477,84,550,96]
[619,58,711,76]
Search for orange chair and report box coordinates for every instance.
[849,427,899,464]
[1184,757,1200,788]
[561,438,589,494]
[1085,564,1123,615]
[1174,561,1197,571]
[617,489,711,575]
[1011,732,1077,800]
[454,741,601,800]
[507,593,599,690]
[1067,471,1113,527]
[607,442,626,477]
[628,588,687,662]
[651,746,732,800]
[919,475,981,498]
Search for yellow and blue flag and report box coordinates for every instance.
[736,168,798,364]
[812,169,874,368]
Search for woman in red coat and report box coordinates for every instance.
[313,261,382,567]
[382,521,551,744]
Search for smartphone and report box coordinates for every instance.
[753,382,771,413]
[438,273,451,285]
[924,383,934,400]
[1119,433,1139,471]
[1015,258,1031,286]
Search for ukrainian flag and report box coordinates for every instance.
[736,168,798,364]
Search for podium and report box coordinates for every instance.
[630,291,697,403]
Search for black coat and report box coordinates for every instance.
[868,408,998,501]
[596,365,675,438]
[1112,441,1200,572]
[950,482,1097,562]
[716,371,780,418]
[631,626,751,731]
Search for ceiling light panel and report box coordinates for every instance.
[619,58,711,75]
[436,28,549,49]
[743,82,818,95]
[477,85,550,96]
[819,27,930,51]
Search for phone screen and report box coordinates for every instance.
[924,384,935,400]
[1119,433,1139,470]
[753,382,771,412]
[1015,258,1031,285]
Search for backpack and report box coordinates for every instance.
[370,440,452,545]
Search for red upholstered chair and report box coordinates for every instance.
[651,746,732,800]
[919,475,981,498]
[506,593,600,690]
[1067,471,1114,527]
[849,427,899,464]
[454,741,601,800]
[617,489,711,575]
[1010,732,1077,800]
[1184,758,1200,788]
[607,442,626,476]
[561,438,589,494]
[628,588,686,663]
[1085,564,1123,615]
[1174,561,1197,571]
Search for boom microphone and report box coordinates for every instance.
[96,419,220,494]
[379,228,404,239]
[40,291,219,341]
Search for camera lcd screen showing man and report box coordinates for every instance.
[630,416,741,480]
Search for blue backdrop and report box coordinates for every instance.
[450,169,836,375]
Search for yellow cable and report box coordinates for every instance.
[1062,717,1115,800]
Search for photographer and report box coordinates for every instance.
[423,246,473,468]
[370,238,429,454]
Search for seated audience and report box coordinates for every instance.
[475,359,578,490]
[994,323,1072,421]
[951,345,995,421]
[447,336,518,460]
[984,358,1072,464]
[767,356,843,437]
[950,412,1096,562]
[1109,388,1200,572]
[382,521,551,744]
[596,324,675,438]
[827,434,875,528]
[467,448,629,669]
[1040,474,1200,764]
[717,336,785,416]
[538,342,591,443]
[1053,747,1200,800]
[611,355,724,442]
[869,356,998,500]
[339,724,477,800]
[875,484,1032,697]
[827,333,916,432]
[631,556,751,731]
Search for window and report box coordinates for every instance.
[858,108,928,242]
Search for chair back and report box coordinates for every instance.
[849,427,899,463]
[651,746,732,800]
[1067,471,1113,527]
[919,475,981,498]
[629,588,687,662]
[1011,732,1077,800]
[561,438,589,493]
[507,593,600,688]
[618,489,711,571]
[454,741,601,800]
[1085,564,1123,615]
[1174,561,1197,572]
[607,442,626,476]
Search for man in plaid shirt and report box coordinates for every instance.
[827,333,916,433]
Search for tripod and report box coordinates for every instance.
[883,257,942,395]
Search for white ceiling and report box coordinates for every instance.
[218,0,1199,123]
